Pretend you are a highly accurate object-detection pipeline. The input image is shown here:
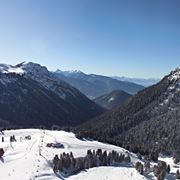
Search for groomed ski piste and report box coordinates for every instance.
[0,129,177,180]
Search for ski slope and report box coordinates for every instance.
[0,129,163,180]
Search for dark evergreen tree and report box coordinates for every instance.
[124,154,131,163]
[102,151,108,166]
[52,150,133,176]
[137,152,142,160]
[53,155,59,173]
[166,164,170,174]
[135,162,144,175]
[75,158,84,173]
[149,151,159,162]
[176,170,180,179]
[144,160,150,172]
[153,161,167,180]
[173,150,180,164]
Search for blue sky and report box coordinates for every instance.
[0,0,180,78]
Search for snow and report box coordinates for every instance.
[108,97,115,102]
[168,68,180,82]
[164,99,169,104]
[157,69,180,111]
[60,70,85,77]
[159,156,180,180]
[0,129,146,180]
[67,70,82,74]
[68,166,145,180]
[0,64,25,75]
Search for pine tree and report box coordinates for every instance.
[174,150,180,164]
[176,170,180,179]
[53,155,59,173]
[124,154,131,163]
[144,160,150,172]
[102,151,107,166]
[75,158,84,173]
[137,152,142,160]
[135,162,144,175]
[153,161,167,180]
[139,164,144,175]
[157,170,166,180]
[166,164,170,174]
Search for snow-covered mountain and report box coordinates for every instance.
[56,69,88,79]
[76,67,180,159]
[0,129,176,180]
[54,70,144,99]
[23,63,84,100]
[0,63,25,75]
[0,62,104,128]
[112,76,160,87]
[94,90,132,109]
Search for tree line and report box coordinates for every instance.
[52,149,131,176]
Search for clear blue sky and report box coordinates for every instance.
[0,0,180,78]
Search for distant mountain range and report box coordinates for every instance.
[75,67,180,156]
[54,70,144,99]
[2,61,180,162]
[112,76,160,87]
[94,90,132,109]
[0,62,104,128]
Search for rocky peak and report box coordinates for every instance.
[22,62,49,75]
[168,67,180,82]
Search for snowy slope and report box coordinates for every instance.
[0,129,147,180]
[0,64,25,75]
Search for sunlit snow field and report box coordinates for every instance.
[0,129,177,180]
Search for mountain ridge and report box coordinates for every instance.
[0,62,104,128]
[54,70,144,99]
[112,76,160,87]
[75,67,180,156]
[94,90,132,109]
